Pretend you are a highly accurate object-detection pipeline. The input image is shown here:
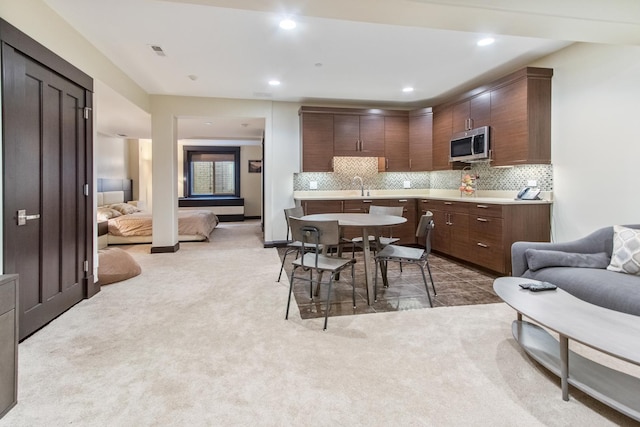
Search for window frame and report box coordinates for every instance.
[183,145,241,198]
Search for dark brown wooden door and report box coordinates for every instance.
[3,45,89,340]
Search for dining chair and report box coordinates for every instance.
[346,205,404,257]
[277,206,321,282]
[285,217,357,330]
[373,212,437,306]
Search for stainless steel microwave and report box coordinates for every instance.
[449,126,490,162]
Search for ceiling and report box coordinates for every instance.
[43,0,640,140]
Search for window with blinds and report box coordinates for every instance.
[184,147,240,197]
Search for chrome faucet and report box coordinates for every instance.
[353,176,364,196]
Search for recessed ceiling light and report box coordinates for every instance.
[402,87,414,93]
[477,37,495,47]
[204,121,212,125]
[279,19,296,30]
[188,74,198,81]
[268,80,281,86]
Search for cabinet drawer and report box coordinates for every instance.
[470,216,503,245]
[304,200,343,215]
[343,200,373,213]
[473,243,505,273]
[420,199,469,214]
[469,203,503,218]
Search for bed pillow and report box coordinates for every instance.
[607,225,640,275]
[107,202,140,215]
[525,249,610,271]
[97,207,122,222]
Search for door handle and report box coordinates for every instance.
[17,209,40,226]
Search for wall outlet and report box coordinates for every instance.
[309,181,318,190]
[527,180,537,187]
[403,180,411,188]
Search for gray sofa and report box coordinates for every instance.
[511,224,640,316]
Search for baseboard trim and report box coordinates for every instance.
[218,214,245,222]
[151,242,180,253]
[84,275,100,298]
[264,240,289,248]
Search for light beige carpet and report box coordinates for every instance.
[1,221,638,426]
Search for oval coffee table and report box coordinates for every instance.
[494,276,640,422]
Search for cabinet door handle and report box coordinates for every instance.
[355,140,359,151]
[360,140,363,151]
[477,242,488,248]
[398,199,407,202]
[386,158,389,170]
[476,217,488,222]
[409,158,412,170]
[444,202,453,205]
[476,204,489,209]
[363,200,373,203]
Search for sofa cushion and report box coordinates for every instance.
[525,249,610,271]
[523,267,640,316]
[607,225,640,275]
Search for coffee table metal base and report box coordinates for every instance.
[512,319,640,421]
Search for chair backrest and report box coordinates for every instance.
[284,206,305,240]
[289,217,341,247]
[416,212,435,254]
[368,205,403,217]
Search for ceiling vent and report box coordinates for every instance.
[150,45,166,57]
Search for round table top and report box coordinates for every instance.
[301,213,407,227]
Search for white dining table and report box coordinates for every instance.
[301,213,407,305]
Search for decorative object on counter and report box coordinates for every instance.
[459,167,476,196]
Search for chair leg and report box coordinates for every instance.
[323,275,334,330]
[277,247,296,282]
[381,260,389,288]
[350,263,356,309]
[285,266,299,319]
[426,260,436,295]
[374,260,379,303]
[418,265,433,307]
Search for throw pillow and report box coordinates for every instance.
[97,207,122,222]
[525,249,610,271]
[607,225,640,275]
[107,202,140,215]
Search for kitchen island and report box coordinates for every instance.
[294,189,552,275]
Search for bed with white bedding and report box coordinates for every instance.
[97,191,219,244]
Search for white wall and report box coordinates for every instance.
[532,43,640,242]
[241,145,262,217]
[95,134,129,179]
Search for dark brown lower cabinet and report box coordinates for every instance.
[0,275,18,419]
[420,199,550,274]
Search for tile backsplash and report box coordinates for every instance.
[294,157,553,191]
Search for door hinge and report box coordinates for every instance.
[83,260,89,272]
[83,183,89,196]
[83,107,92,119]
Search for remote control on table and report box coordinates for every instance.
[528,282,557,292]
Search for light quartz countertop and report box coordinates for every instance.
[293,189,553,205]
